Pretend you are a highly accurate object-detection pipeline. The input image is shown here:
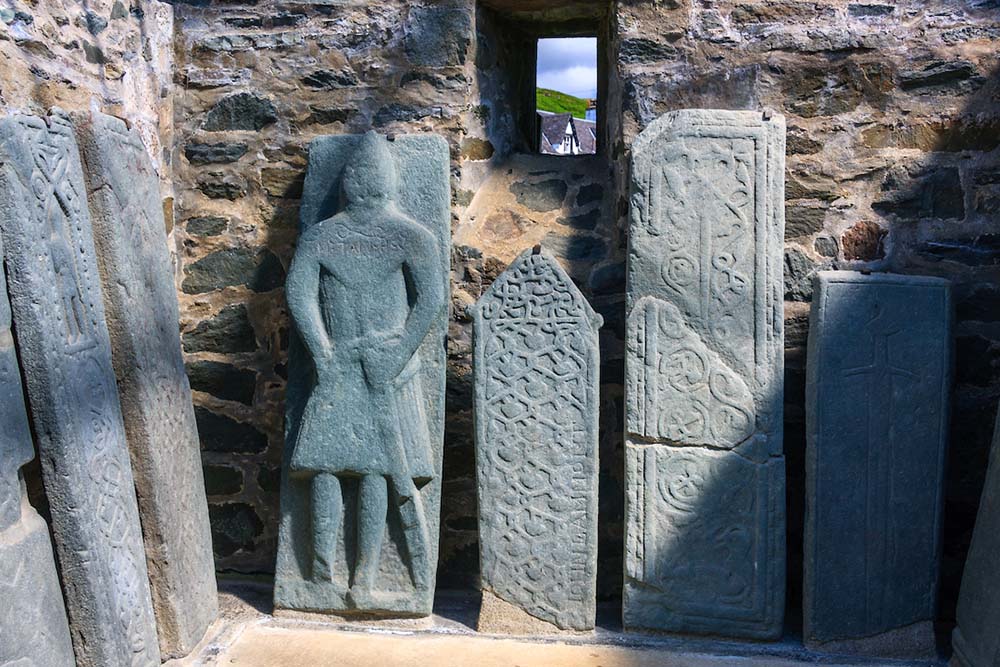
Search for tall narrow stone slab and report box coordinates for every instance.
[74,110,218,658]
[275,131,450,616]
[624,110,786,639]
[0,238,76,667]
[953,405,1000,667]
[472,248,603,633]
[805,271,951,657]
[0,111,159,667]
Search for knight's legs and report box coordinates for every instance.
[311,472,342,582]
[394,476,430,591]
[353,474,388,593]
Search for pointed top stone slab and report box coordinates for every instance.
[472,248,602,633]
[74,110,218,659]
[0,110,159,667]
[624,109,786,640]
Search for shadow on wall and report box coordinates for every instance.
[867,62,1000,628]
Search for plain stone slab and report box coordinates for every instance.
[0,110,160,667]
[0,237,76,667]
[952,404,1000,667]
[74,110,218,659]
[624,110,787,640]
[805,271,951,657]
[471,248,603,633]
[275,131,450,617]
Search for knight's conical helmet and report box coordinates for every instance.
[342,130,398,209]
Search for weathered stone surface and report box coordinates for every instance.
[75,110,218,659]
[0,111,159,666]
[624,110,786,639]
[0,237,75,667]
[805,271,951,656]
[275,131,450,616]
[183,304,257,353]
[471,249,602,633]
[203,92,277,131]
[953,404,1000,667]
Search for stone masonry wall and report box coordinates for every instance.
[171,0,1000,628]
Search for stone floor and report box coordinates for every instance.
[168,581,948,667]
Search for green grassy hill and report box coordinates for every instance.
[536,88,588,119]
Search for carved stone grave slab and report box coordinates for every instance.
[952,403,1000,667]
[74,110,218,658]
[0,237,76,667]
[275,131,450,617]
[0,111,160,667]
[805,271,951,657]
[624,110,786,639]
[472,248,602,633]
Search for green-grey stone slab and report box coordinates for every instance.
[953,403,1000,667]
[275,131,450,617]
[472,249,603,632]
[74,110,218,659]
[0,236,76,667]
[805,271,951,656]
[0,111,159,667]
[623,110,787,640]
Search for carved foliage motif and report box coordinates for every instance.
[474,251,601,631]
[627,297,754,448]
[0,113,158,667]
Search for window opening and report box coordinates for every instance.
[536,37,597,156]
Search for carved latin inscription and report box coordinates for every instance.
[473,249,602,632]
[0,111,159,667]
[624,110,786,640]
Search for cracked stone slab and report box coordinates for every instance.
[275,132,450,617]
[805,271,951,657]
[0,110,160,667]
[0,235,75,667]
[472,249,602,633]
[624,110,786,639]
[74,110,218,659]
[953,401,1000,667]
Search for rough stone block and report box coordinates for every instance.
[74,110,218,659]
[624,110,787,640]
[275,131,450,617]
[805,271,951,657]
[0,236,75,667]
[0,110,159,666]
[472,248,603,633]
[953,404,1000,667]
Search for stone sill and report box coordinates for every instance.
[167,580,947,667]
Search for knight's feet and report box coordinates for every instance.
[311,556,334,583]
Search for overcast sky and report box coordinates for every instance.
[536,37,597,99]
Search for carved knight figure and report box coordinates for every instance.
[284,131,443,606]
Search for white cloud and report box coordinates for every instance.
[536,37,597,98]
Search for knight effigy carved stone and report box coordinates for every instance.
[472,248,602,634]
[0,236,76,667]
[805,271,951,657]
[623,110,787,639]
[952,403,1000,667]
[74,110,218,658]
[0,111,160,666]
[275,131,450,616]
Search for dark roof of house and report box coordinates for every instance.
[574,117,596,154]
[538,111,574,150]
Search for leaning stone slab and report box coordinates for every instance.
[953,404,1000,667]
[0,237,76,667]
[472,248,603,633]
[275,131,450,617]
[623,110,787,639]
[805,271,951,657]
[74,110,218,659]
[0,111,160,666]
